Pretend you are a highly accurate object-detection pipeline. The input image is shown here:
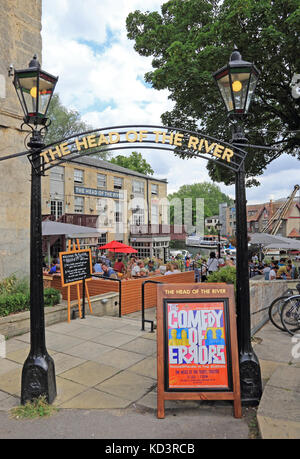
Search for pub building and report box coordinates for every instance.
[41,155,171,261]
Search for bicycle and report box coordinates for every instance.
[268,289,294,332]
[280,293,300,336]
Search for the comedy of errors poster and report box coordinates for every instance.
[167,302,229,389]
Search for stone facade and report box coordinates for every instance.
[0,0,42,279]
[250,278,299,334]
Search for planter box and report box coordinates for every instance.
[0,292,119,339]
[49,271,196,316]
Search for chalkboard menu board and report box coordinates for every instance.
[59,249,92,287]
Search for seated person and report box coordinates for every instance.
[171,262,181,273]
[164,263,174,275]
[146,260,156,272]
[101,264,117,279]
[269,263,277,280]
[93,261,103,273]
[48,262,57,274]
[131,261,148,277]
[113,257,125,274]
[131,262,140,277]
[277,264,288,279]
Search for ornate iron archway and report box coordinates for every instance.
[1,124,248,174]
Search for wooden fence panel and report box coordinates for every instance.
[49,271,195,315]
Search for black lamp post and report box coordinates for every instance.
[215,221,222,259]
[213,49,262,405]
[13,55,58,404]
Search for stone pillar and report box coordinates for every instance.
[0,0,42,279]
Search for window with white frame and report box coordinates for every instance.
[113,176,123,190]
[114,200,123,223]
[132,180,144,195]
[96,198,107,213]
[74,196,84,213]
[151,184,158,195]
[97,173,106,188]
[151,204,159,224]
[74,169,84,184]
[132,206,144,225]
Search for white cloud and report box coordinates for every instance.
[41,1,300,204]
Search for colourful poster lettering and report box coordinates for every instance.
[167,301,229,389]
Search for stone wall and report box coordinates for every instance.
[250,279,298,335]
[0,0,42,279]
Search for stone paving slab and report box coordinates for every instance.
[60,361,120,387]
[95,370,155,402]
[0,311,299,440]
[60,388,132,410]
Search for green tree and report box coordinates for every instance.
[44,94,90,145]
[126,0,300,186]
[168,181,233,225]
[110,151,154,175]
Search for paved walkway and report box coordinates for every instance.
[0,309,299,439]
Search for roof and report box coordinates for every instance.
[42,220,102,237]
[288,228,300,238]
[68,155,168,184]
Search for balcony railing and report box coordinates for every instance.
[43,213,98,228]
[130,224,187,238]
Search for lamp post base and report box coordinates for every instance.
[21,353,56,405]
[239,350,262,406]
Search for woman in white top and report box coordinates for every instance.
[207,252,219,274]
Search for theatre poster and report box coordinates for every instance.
[156,284,242,419]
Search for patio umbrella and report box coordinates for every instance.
[98,240,138,253]
[249,233,286,245]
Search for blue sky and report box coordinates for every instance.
[41,0,300,205]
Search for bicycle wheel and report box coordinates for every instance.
[280,296,300,336]
[268,296,291,331]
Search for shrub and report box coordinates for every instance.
[206,266,237,289]
[0,292,30,316]
[0,287,60,317]
[44,288,61,307]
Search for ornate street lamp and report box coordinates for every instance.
[13,55,58,404]
[213,49,262,405]
[13,54,58,127]
[213,49,260,116]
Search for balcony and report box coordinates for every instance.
[130,224,187,240]
[43,213,98,228]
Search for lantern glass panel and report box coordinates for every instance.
[230,69,251,112]
[38,73,56,116]
[15,72,39,116]
[245,71,259,113]
[216,71,234,112]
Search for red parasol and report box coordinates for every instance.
[98,240,138,254]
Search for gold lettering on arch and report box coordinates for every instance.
[40,129,236,165]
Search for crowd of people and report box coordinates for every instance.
[92,250,236,281]
[92,254,163,280]
[45,249,299,283]
[249,256,299,280]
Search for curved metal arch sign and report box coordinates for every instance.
[35,125,247,174]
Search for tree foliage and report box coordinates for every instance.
[126,0,300,185]
[44,94,90,145]
[168,181,233,225]
[110,151,154,175]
